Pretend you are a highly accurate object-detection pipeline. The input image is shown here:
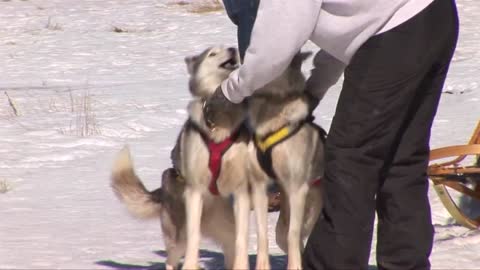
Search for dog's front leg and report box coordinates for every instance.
[233,187,250,270]
[182,186,203,270]
[286,183,309,270]
[251,181,270,270]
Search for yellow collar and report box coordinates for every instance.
[255,126,293,153]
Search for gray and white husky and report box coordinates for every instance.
[247,52,325,270]
[111,46,251,270]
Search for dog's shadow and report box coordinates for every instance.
[96,259,165,270]
[97,249,287,270]
[98,249,378,270]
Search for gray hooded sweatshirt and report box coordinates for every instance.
[221,0,434,103]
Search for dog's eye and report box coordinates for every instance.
[209,52,217,57]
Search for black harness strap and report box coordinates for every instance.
[255,115,327,181]
[256,145,277,180]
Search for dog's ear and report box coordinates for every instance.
[184,55,198,75]
[290,51,313,69]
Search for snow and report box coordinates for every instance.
[0,0,479,269]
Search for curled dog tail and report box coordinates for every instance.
[111,146,163,219]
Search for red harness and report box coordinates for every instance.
[188,120,242,196]
[311,178,322,187]
[206,135,236,195]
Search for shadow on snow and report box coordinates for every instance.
[98,249,379,269]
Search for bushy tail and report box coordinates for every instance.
[111,146,162,219]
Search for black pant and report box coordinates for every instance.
[303,1,459,269]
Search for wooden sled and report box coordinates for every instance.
[428,120,480,229]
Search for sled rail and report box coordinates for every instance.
[428,121,480,229]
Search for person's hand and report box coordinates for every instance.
[202,86,234,129]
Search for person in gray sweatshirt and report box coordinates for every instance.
[212,0,459,269]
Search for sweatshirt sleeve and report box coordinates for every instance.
[221,0,323,103]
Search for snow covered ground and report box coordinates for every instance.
[0,0,479,269]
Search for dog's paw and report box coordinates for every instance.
[255,257,271,270]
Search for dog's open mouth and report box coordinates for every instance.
[220,57,239,70]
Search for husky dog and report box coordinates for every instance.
[111,154,236,270]
[111,46,250,270]
[247,52,325,270]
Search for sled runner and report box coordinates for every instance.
[428,120,480,229]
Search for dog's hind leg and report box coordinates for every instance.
[221,239,236,270]
[202,198,236,269]
[162,217,186,270]
[251,181,271,270]
[275,191,289,254]
[233,187,250,270]
[286,183,309,270]
[301,186,323,244]
[166,243,185,270]
[182,187,203,270]
[215,236,236,269]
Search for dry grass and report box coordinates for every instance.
[4,91,19,116]
[189,4,223,13]
[112,26,129,33]
[0,179,11,194]
[110,25,153,33]
[75,89,101,137]
[59,89,101,137]
[168,0,224,14]
[46,16,63,31]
